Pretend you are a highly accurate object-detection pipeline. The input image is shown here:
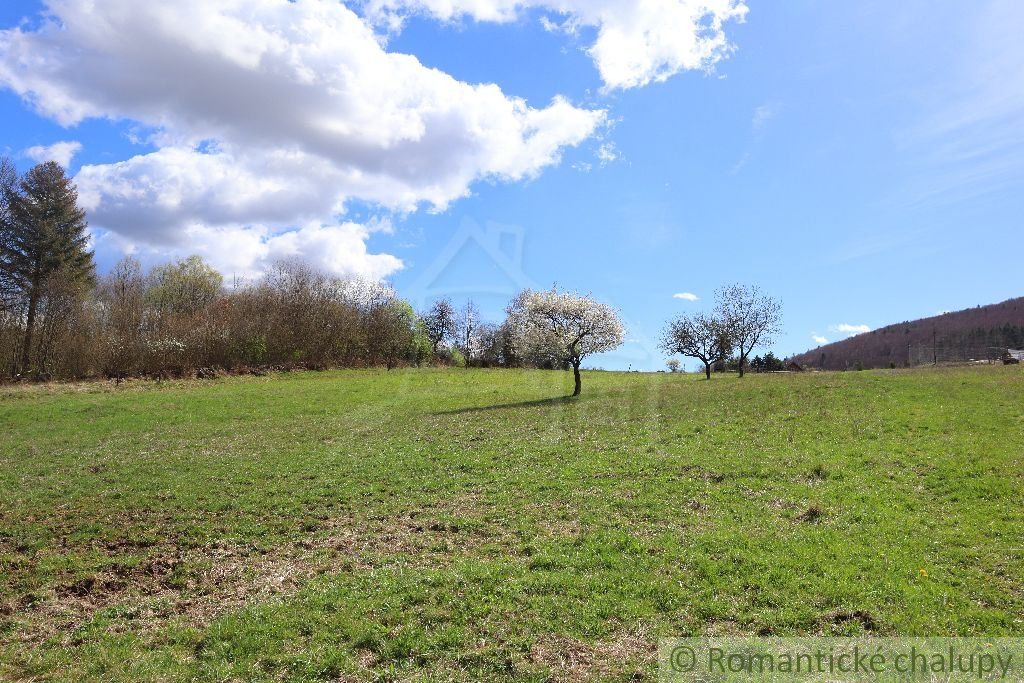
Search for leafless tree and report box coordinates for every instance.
[0,157,17,317]
[715,284,782,378]
[659,311,732,379]
[456,299,480,361]
[96,256,146,379]
[422,298,457,353]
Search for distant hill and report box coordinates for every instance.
[790,297,1024,370]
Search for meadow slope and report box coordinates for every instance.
[1,367,1023,681]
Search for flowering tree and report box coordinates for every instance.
[507,287,624,396]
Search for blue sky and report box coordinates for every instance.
[1,0,1022,370]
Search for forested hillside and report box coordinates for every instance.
[790,298,1024,370]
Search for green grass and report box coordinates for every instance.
[1,366,1023,681]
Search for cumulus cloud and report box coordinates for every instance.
[812,334,829,345]
[95,219,403,281]
[0,0,604,278]
[672,292,699,301]
[363,0,749,90]
[830,323,871,336]
[194,221,405,281]
[23,140,82,167]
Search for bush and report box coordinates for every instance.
[0,256,433,381]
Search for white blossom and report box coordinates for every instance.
[507,287,624,395]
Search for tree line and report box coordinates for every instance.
[659,284,783,378]
[0,160,627,389]
[1,158,783,394]
[413,289,624,396]
[0,160,425,379]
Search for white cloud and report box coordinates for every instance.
[198,221,404,281]
[729,150,750,175]
[751,103,777,131]
[95,220,403,282]
[22,140,82,167]
[596,142,619,165]
[812,334,829,345]
[673,292,699,301]
[730,102,778,174]
[899,0,1024,207]
[539,14,580,36]
[363,0,749,90]
[0,0,604,278]
[263,222,404,280]
[830,323,871,336]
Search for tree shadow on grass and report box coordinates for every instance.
[434,396,578,415]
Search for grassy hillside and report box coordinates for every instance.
[2,367,1023,681]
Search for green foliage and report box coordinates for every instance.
[1,367,1022,680]
[232,334,268,366]
[750,352,786,373]
[376,299,419,369]
[146,255,223,317]
[409,319,434,366]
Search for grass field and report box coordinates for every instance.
[1,366,1023,681]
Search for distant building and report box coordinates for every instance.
[1003,349,1024,365]
[786,361,804,372]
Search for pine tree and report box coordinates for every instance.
[0,161,95,374]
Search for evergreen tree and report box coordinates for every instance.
[0,162,94,374]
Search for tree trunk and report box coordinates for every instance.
[737,353,745,378]
[704,362,712,380]
[572,361,582,397]
[20,291,38,375]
